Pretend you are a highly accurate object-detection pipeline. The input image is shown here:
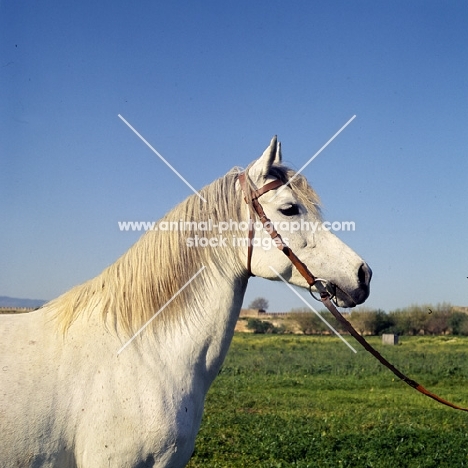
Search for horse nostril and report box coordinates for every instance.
[358,263,372,286]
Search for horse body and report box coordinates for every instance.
[0,137,371,467]
[1,275,246,467]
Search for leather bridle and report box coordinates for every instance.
[238,170,468,412]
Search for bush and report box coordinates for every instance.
[289,310,328,335]
[449,312,468,335]
[246,318,283,334]
[344,303,468,336]
[288,308,346,335]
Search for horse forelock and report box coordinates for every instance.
[46,164,321,335]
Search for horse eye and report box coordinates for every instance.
[279,204,300,217]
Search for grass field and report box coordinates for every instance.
[187,334,468,467]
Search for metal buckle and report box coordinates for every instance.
[308,279,336,302]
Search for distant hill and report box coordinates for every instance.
[0,296,47,309]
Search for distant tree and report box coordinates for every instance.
[371,309,395,335]
[349,308,374,335]
[391,305,429,335]
[389,310,415,335]
[426,311,450,335]
[289,307,342,335]
[388,303,454,336]
[349,308,394,335]
[449,312,468,335]
[249,297,269,311]
[290,309,326,335]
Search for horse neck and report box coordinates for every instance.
[48,170,251,383]
[126,253,248,389]
[121,202,249,383]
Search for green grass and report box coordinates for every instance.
[188,335,468,467]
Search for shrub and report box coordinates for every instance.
[246,318,281,334]
[289,310,327,335]
[449,312,468,335]
[246,318,262,333]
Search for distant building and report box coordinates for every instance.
[382,334,399,345]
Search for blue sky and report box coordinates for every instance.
[1,1,467,312]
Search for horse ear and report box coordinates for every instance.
[249,136,282,183]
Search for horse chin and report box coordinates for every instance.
[334,284,370,308]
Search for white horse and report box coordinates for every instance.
[0,137,371,467]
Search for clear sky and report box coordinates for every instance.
[1,1,467,312]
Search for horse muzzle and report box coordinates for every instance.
[310,263,372,308]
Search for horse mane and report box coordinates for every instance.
[46,164,321,335]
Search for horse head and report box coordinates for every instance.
[237,136,371,308]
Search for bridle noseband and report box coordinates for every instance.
[237,169,468,413]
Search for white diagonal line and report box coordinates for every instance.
[117,265,206,355]
[269,115,356,201]
[118,114,206,202]
[268,266,357,353]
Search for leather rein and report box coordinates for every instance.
[238,171,468,412]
